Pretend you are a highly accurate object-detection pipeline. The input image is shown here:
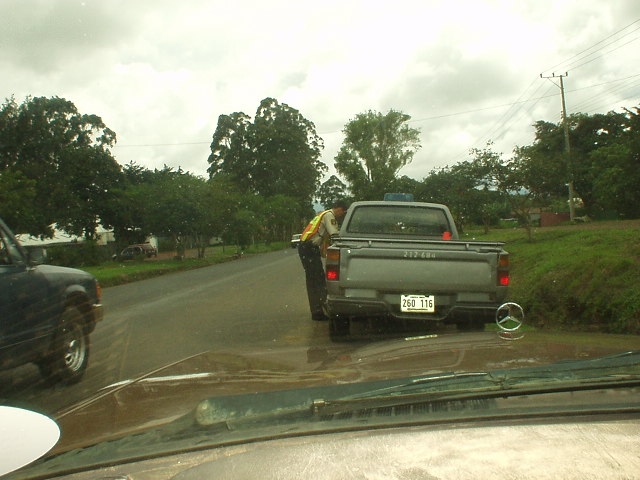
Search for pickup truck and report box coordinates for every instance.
[324,200,509,335]
[0,217,104,385]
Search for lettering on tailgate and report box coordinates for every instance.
[403,251,436,259]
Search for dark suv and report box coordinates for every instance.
[0,217,104,385]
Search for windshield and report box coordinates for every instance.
[1,1,639,478]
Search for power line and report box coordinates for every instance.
[541,19,640,75]
[568,35,640,71]
[112,74,639,152]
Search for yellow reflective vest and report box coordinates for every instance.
[300,210,331,243]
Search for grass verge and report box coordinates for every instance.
[463,220,640,334]
[84,242,289,287]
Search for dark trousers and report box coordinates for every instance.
[298,241,327,318]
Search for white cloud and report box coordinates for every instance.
[1,0,639,181]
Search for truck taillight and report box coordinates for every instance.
[498,254,509,286]
[326,249,340,281]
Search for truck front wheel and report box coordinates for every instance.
[38,306,90,385]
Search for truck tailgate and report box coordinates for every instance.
[337,241,502,293]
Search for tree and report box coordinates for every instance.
[587,107,640,218]
[55,146,123,240]
[261,194,303,243]
[133,167,216,257]
[0,96,119,237]
[99,161,154,246]
[207,98,327,208]
[0,170,36,231]
[469,145,543,240]
[334,109,421,200]
[417,164,507,233]
[207,112,253,187]
[317,175,350,209]
[525,110,635,218]
[251,98,326,204]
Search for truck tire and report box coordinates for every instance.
[37,306,90,385]
[330,315,350,338]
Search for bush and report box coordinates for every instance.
[46,241,111,267]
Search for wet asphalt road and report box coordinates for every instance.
[1,248,333,414]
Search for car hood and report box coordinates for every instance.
[48,330,639,456]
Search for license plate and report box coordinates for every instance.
[401,295,435,313]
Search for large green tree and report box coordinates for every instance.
[524,109,637,218]
[130,167,220,257]
[0,96,121,237]
[252,98,326,202]
[587,107,640,218]
[207,112,253,186]
[334,109,421,200]
[207,98,326,208]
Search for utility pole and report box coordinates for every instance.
[540,72,576,221]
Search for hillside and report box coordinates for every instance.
[465,220,640,334]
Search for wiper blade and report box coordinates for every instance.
[312,351,640,415]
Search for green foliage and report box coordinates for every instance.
[317,175,350,209]
[337,105,639,227]
[0,170,36,229]
[45,241,110,267]
[208,97,326,207]
[468,222,640,334]
[207,112,253,185]
[334,109,421,200]
[0,96,121,238]
[522,108,640,219]
[252,98,326,202]
[85,242,288,288]
[416,162,509,232]
[261,194,304,242]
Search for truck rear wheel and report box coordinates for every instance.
[38,306,90,385]
[330,315,350,338]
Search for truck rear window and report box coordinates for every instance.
[345,205,451,237]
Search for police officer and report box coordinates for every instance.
[298,200,348,320]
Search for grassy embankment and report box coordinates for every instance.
[85,222,640,334]
[463,220,640,334]
[84,242,288,288]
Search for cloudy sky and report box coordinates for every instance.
[2,0,639,182]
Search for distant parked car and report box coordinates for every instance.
[115,243,158,261]
[291,233,301,248]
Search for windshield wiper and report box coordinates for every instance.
[311,351,640,416]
